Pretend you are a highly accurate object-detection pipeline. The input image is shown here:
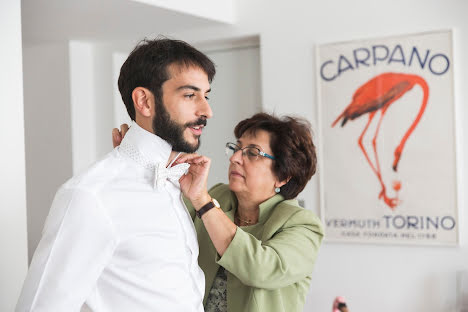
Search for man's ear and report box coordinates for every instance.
[132,87,154,118]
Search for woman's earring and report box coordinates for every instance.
[275,187,280,193]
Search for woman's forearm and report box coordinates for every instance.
[200,207,237,256]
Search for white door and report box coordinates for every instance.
[198,44,262,187]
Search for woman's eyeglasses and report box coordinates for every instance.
[225,142,275,161]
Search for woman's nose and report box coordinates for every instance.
[229,149,243,164]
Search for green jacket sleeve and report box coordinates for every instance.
[216,209,323,290]
[183,196,196,221]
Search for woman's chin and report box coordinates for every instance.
[228,181,241,193]
[228,181,236,190]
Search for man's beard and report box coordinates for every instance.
[152,99,207,153]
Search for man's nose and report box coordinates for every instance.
[197,96,213,119]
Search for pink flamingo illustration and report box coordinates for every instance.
[332,72,429,209]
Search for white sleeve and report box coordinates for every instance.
[16,187,118,312]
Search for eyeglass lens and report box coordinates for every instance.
[225,143,259,161]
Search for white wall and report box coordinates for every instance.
[112,52,132,128]
[23,42,74,263]
[69,41,117,174]
[90,44,119,159]
[69,41,98,174]
[0,0,29,310]
[131,0,236,24]
[169,1,468,311]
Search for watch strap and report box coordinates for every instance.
[196,201,215,218]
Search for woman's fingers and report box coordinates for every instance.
[112,124,129,148]
[188,156,210,164]
[177,155,210,166]
[175,153,204,164]
[112,128,122,147]
[120,124,129,137]
[174,154,196,164]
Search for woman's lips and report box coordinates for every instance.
[229,170,244,178]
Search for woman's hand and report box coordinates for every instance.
[112,124,129,147]
[177,154,212,210]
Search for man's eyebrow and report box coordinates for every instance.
[176,85,211,93]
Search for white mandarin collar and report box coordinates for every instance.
[120,121,172,167]
[118,122,189,190]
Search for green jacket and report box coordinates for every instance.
[185,184,324,312]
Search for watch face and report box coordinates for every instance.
[212,198,220,208]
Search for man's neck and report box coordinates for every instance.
[134,119,178,167]
[135,119,154,134]
[167,151,180,167]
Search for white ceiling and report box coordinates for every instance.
[22,0,230,43]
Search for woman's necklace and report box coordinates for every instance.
[235,210,255,226]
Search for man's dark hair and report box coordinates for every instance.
[118,37,216,120]
[234,113,317,199]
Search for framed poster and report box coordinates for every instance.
[316,30,459,245]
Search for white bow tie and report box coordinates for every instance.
[118,140,190,190]
[153,162,190,190]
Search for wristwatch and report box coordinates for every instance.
[196,197,221,219]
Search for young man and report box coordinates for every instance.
[16,38,215,312]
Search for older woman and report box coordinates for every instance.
[176,113,323,312]
[114,113,323,312]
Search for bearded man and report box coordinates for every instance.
[16,38,215,312]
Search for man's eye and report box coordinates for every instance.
[185,94,195,99]
[205,96,210,100]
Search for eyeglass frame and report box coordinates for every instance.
[225,142,276,161]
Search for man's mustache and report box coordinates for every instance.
[185,118,207,128]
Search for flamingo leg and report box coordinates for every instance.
[372,110,385,191]
[357,112,379,177]
[372,108,399,209]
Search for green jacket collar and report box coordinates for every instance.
[223,191,286,224]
